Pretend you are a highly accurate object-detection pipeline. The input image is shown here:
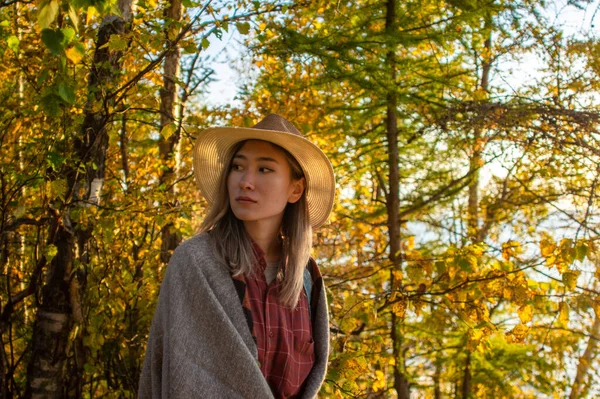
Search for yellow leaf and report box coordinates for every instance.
[392,298,406,318]
[65,46,83,64]
[593,301,600,318]
[448,264,457,280]
[502,240,522,261]
[506,324,529,343]
[403,235,415,251]
[86,6,98,25]
[517,304,533,323]
[540,238,555,257]
[558,302,569,324]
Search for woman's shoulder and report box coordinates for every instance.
[168,232,220,268]
[166,232,233,293]
[174,232,213,255]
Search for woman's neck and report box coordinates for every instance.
[244,221,282,262]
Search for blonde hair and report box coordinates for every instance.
[199,140,312,308]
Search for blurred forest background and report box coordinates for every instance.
[1,0,600,397]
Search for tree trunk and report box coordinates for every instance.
[468,13,492,245]
[0,227,10,398]
[158,0,184,264]
[25,221,75,398]
[434,359,442,399]
[461,351,472,399]
[385,0,410,397]
[25,3,134,396]
[569,312,600,399]
[459,15,492,399]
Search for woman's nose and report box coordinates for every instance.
[239,173,254,190]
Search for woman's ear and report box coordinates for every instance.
[288,177,305,204]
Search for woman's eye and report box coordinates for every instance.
[231,164,243,171]
[259,167,273,173]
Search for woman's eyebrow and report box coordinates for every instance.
[234,154,280,164]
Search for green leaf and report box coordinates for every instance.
[574,242,588,262]
[44,244,58,261]
[108,36,128,51]
[51,179,68,200]
[38,0,59,29]
[435,260,446,275]
[41,28,65,55]
[59,53,67,72]
[7,35,19,53]
[236,22,251,35]
[183,44,197,54]
[201,38,210,49]
[58,83,75,104]
[61,27,76,45]
[41,94,60,117]
[160,123,177,140]
[562,270,580,291]
[457,256,472,272]
[47,150,66,170]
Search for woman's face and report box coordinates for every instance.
[227,140,304,230]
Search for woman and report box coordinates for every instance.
[139,114,335,398]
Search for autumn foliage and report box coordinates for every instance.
[0,0,599,397]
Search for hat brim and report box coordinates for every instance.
[193,127,335,229]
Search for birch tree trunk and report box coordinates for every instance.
[25,1,135,396]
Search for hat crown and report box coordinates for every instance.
[253,114,302,136]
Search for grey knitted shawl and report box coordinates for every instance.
[138,233,330,398]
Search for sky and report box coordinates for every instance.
[202,27,245,108]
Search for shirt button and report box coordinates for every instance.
[269,330,274,338]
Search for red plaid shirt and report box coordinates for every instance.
[231,244,317,398]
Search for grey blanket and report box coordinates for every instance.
[138,233,330,398]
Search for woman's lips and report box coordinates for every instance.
[236,196,257,203]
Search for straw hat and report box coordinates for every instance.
[193,114,335,229]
